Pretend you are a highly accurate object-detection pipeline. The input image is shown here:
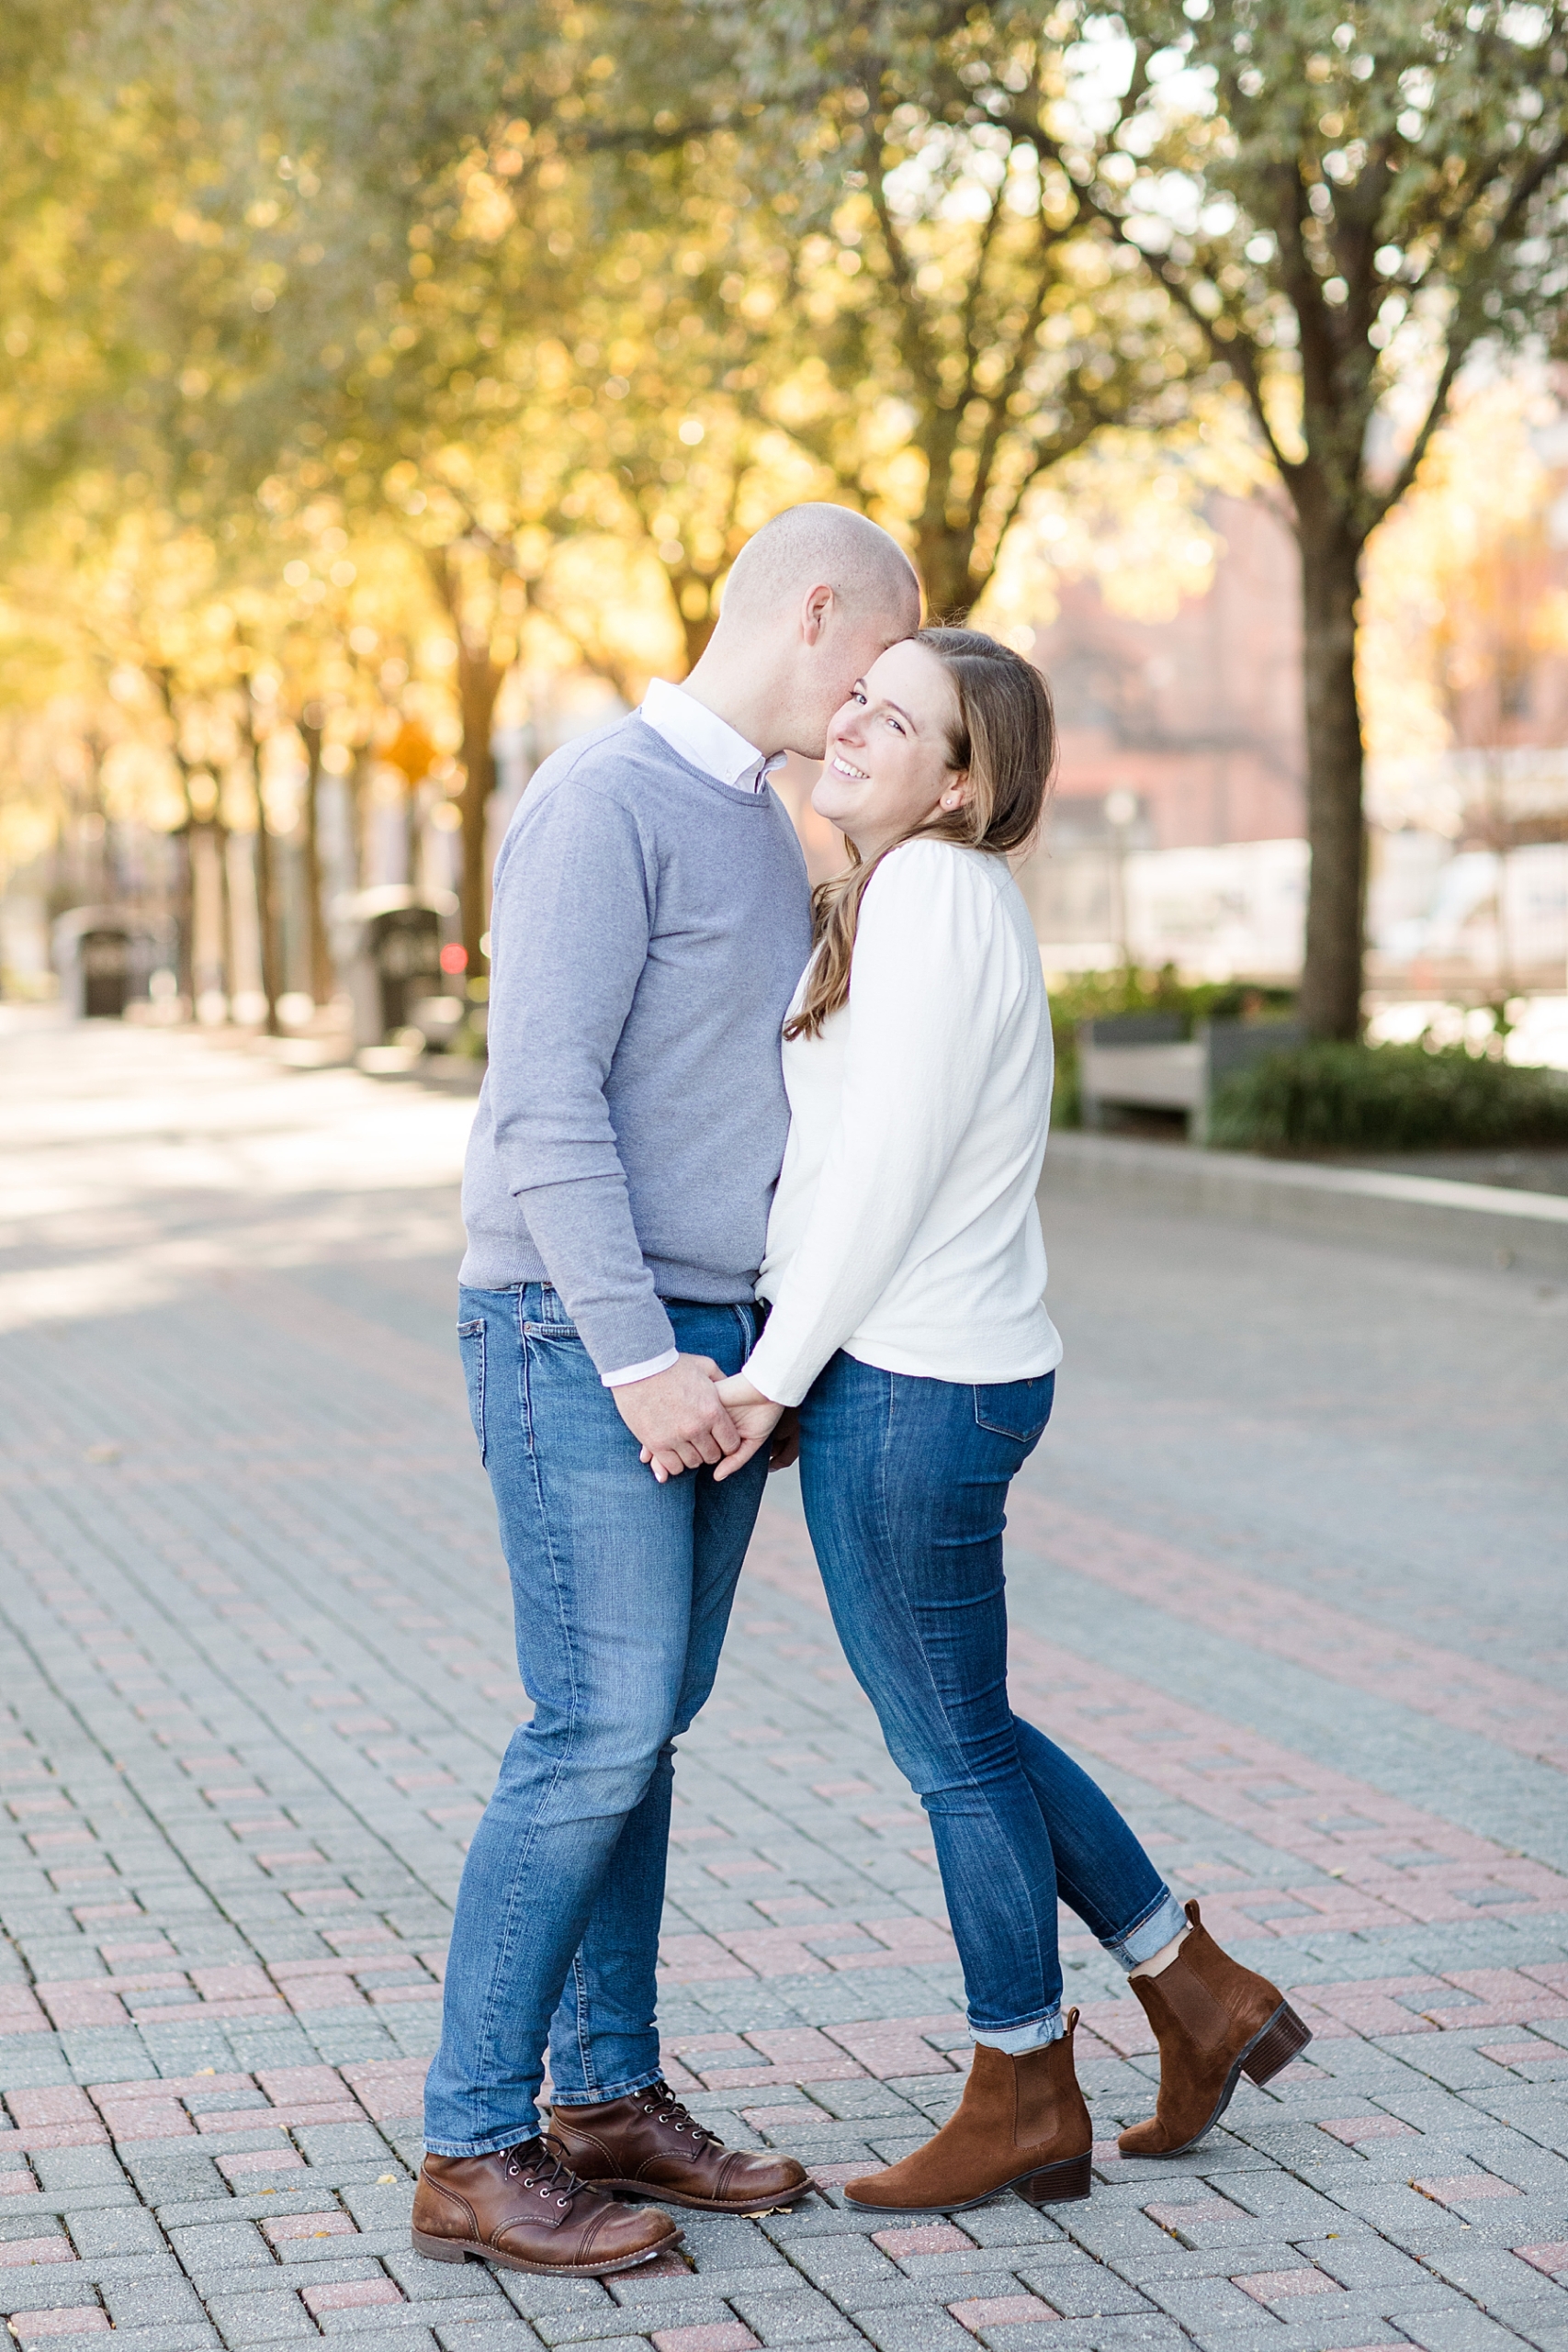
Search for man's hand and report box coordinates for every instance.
[615,1354,741,1481]
[709,1374,785,1485]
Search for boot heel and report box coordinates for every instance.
[1241,2003,1312,2086]
[411,2229,472,2262]
[1017,2150,1092,2207]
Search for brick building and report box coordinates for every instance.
[1029,492,1305,854]
[1014,494,1308,972]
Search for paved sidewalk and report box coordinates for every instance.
[1,1013,1565,2352]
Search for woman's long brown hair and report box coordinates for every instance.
[784,627,1056,1042]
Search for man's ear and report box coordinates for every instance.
[800,582,834,644]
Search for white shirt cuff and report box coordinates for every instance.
[601,1346,679,1389]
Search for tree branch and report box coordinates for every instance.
[1370,128,1568,531]
[863,109,944,414]
[964,213,1063,533]
[956,156,1011,402]
[977,406,1103,587]
[1016,102,1298,484]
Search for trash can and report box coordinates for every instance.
[339,887,461,1049]
[82,926,133,1018]
[52,908,158,1019]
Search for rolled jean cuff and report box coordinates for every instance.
[423,2128,538,2159]
[969,2006,1065,2054]
[1105,1888,1190,1973]
[547,2065,665,2109]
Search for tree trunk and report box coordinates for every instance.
[84,731,111,902]
[918,536,976,625]
[216,819,235,1014]
[425,546,507,975]
[914,409,976,622]
[1296,519,1366,1041]
[298,708,334,1006]
[457,638,504,974]
[915,508,976,624]
[348,749,371,888]
[151,673,200,1006]
[240,698,282,1035]
[173,826,195,1005]
[250,797,282,1034]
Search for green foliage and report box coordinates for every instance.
[1102,0,1568,538]
[9,0,1568,1040]
[1207,1041,1568,1155]
[597,4,1213,618]
[1108,1,1568,1035]
[1047,964,1294,1126]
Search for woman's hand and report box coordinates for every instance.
[711,1374,784,1482]
[643,1372,784,1484]
[769,1407,801,1472]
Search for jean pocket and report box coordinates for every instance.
[457,1317,487,1464]
[523,1284,580,1342]
[973,1372,1055,1446]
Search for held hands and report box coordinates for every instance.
[614,1354,741,1476]
[637,1370,785,1485]
[712,1375,785,1484]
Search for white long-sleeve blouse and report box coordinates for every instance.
[743,837,1064,1408]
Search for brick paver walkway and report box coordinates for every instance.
[2,1012,1565,2352]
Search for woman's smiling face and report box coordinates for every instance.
[811,639,969,861]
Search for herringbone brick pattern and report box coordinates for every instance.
[1,1014,1564,2352]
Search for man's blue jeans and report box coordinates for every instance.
[797,1352,1187,2050]
[423,1282,770,2157]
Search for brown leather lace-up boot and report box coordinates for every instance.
[411,2137,680,2275]
[1118,1901,1312,2157]
[548,2080,810,2215]
[844,2010,1092,2213]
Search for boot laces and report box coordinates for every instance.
[503,2134,584,2207]
[637,2080,718,2147]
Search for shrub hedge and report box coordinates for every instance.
[1206,1040,1568,1155]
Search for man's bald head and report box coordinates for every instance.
[681,502,923,761]
[719,503,920,639]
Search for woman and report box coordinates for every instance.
[700,628,1310,2211]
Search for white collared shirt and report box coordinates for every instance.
[639,676,785,796]
[598,681,787,1389]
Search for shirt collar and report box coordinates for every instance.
[639,677,784,794]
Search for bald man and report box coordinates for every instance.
[415,506,921,2276]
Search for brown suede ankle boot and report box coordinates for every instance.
[1118,1901,1312,2158]
[845,2008,1092,2213]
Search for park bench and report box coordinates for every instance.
[1077,1012,1305,1143]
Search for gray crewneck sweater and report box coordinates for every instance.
[459,714,813,1376]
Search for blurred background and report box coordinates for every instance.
[2,0,1567,1119]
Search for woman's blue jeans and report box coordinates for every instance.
[797,1352,1186,2049]
[423,1283,771,2157]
